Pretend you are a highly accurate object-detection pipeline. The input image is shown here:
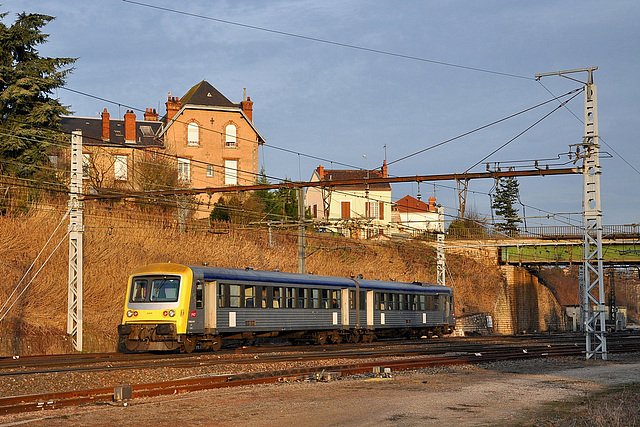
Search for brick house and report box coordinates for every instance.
[61,80,265,215]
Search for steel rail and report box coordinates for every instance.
[2,341,640,416]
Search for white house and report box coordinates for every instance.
[306,163,392,239]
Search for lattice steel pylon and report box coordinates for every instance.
[68,130,84,351]
[581,71,607,360]
[536,67,606,360]
[436,206,446,287]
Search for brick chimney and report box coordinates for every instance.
[144,108,158,121]
[165,93,181,122]
[101,108,110,141]
[124,110,136,143]
[241,96,253,122]
[317,164,325,180]
[428,196,436,212]
[381,160,388,178]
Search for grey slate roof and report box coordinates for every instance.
[180,80,237,108]
[60,116,163,148]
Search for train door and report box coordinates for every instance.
[341,288,350,328]
[366,290,374,329]
[204,281,217,333]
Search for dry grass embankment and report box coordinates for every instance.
[0,204,505,355]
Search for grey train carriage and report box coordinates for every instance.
[118,263,455,353]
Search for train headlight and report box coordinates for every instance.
[127,310,134,317]
[169,309,176,317]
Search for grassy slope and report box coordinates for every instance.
[0,205,505,351]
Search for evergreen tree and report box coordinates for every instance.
[491,176,522,235]
[0,11,75,179]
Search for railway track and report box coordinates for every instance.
[1,332,639,415]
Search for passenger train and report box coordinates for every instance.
[117,263,455,353]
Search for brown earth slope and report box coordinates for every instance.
[0,205,505,355]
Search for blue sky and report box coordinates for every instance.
[6,1,640,226]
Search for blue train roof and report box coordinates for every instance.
[188,265,452,294]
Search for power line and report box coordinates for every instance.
[122,0,533,81]
[387,88,583,167]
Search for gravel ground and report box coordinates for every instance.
[1,353,639,426]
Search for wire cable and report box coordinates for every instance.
[122,0,533,81]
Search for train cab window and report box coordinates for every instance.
[298,288,309,308]
[434,295,441,311]
[321,289,330,309]
[419,295,426,311]
[331,290,340,309]
[311,289,320,308]
[273,287,283,308]
[229,284,240,308]
[150,278,180,302]
[218,284,226,307]
[244,286,255,308]
[130,279,148,302]
[261,287,268,308]
[285,287,296,308]
[195,282,203,309]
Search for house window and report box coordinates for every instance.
[82,153,91,178]
[225,124,237,147]
[313,204,318,218]
[341,201,350,219]
[206,165,214,177]
[114,155,127,180]
[178,158,190,182]
[366,201,379,219]
[224,159,238,185]
[187,122,199,145]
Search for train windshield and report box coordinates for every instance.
[130,276,180,303]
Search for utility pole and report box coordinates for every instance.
[68,130,84,351]
[536,66,606,360]
[297,187,306,274]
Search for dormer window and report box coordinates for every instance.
[225,124,237,147]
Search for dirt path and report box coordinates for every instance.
[2,355,639,426]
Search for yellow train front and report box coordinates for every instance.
[118,263,455,353]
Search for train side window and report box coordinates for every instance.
[321,289,330,309]
[195,282,203,309]
[419,295,426,311]
[131,279,148,302]
[331,290,340,309]
[285,287,296,308]
[374,292,381,310]
[273,287,283,308]
[434,295,440,311]
[349,290,356,309]
[408,294,415,310]
[311,289,320,308]
[380,293,387,311]
[218,284,226,307]
[359,291,366,311]
[260,287,268,308]
[298,288,308,308]
[229,284,241,308]
[398,294,404,311]
[389,293,396,310]
[244,285,255,308]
